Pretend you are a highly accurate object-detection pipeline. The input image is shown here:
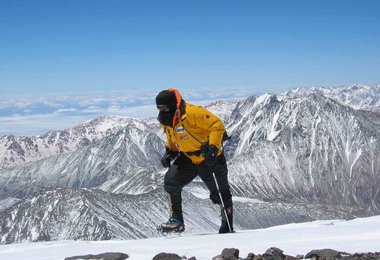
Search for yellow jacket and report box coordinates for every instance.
[162,102,226,164]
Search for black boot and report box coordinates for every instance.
[158,217,185,233]
[219,206,234,233]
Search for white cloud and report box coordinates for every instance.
[106,104,158,119]
[81,106,105,113]
[55,108,77,114]
[0,89,252,136]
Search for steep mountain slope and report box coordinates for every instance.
[0,124,164,199]
[225,93,380,213]
[0,188,167,243]
[0,116,148,169]
[0,186,356,244]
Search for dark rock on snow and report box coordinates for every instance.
[263,247,286,260]
[152,252,187,260]
[64,248,380,260]
[305,248,351,259]
[64,252,128,260]
[212,248,240,260]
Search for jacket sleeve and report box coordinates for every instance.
[193,106,226,150]
[166,139,178,152]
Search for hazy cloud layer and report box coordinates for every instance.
[0,88,253,136]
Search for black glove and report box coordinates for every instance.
[161,148,179,168]
[201,143,219,167]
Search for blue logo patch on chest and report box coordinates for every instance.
[176,127,185,133]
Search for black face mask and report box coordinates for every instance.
[157,110,176,126]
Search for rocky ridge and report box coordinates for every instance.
[64,247,380,260]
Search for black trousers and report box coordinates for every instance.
[164,153,232,223]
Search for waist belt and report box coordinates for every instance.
[184,150,202,156]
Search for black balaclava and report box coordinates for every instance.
[156,90,177,126]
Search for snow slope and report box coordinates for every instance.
[0,215,379,260]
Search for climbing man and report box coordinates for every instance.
[156,88,233,234]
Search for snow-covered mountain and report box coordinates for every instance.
[0,116,150,169]
[283,83,380,110]
[225,93,380,213]
[0,123,164,199]
[1,85,380,244]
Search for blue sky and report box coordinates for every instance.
[1,0,379,95]
[0,0,379,135]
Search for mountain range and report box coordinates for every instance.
[283,83,380,110]
[0,116,150,170]
[1,84,379,244]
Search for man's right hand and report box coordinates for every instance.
[201,144,218,167]
[161,148,179,168]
